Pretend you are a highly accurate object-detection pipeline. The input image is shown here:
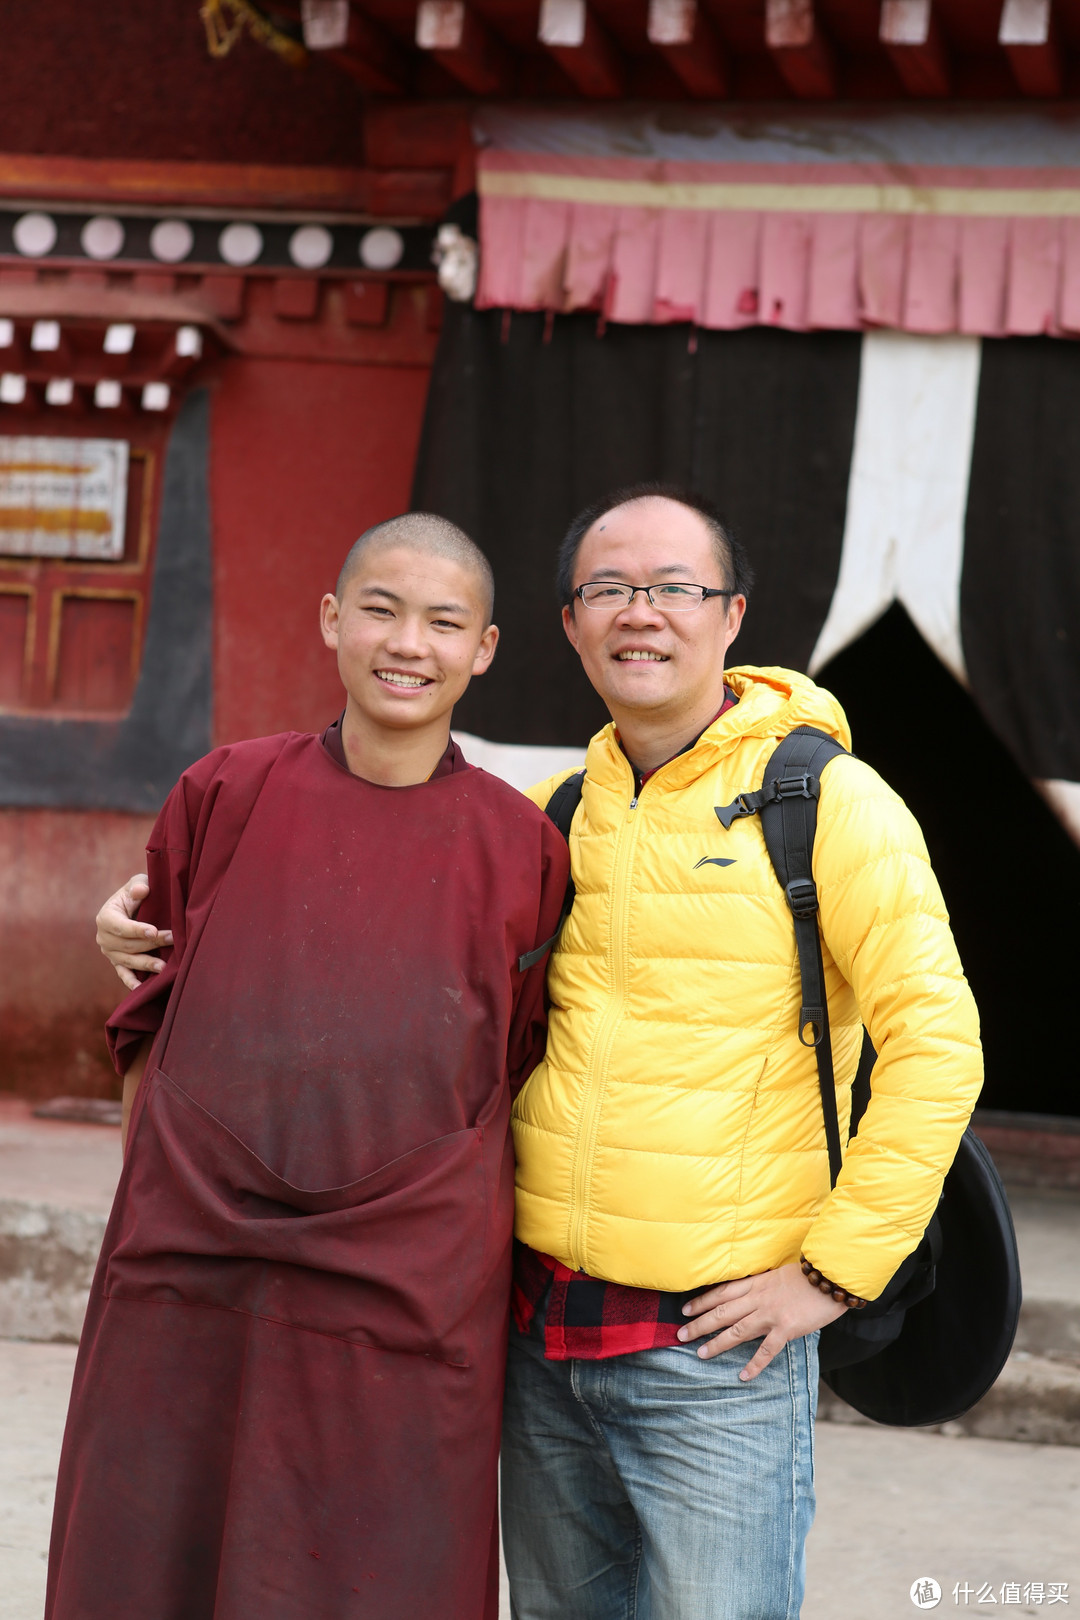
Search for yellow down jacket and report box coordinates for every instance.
[515,665,983,1300]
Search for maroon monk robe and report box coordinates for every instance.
[46,728,568,1620]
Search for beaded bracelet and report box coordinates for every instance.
[800,1257,868,1310]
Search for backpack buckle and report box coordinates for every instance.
[714,792,758,829]
[775,772,816,801]
[798,1007,825,1047]
[785,878,819,919]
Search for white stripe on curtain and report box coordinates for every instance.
[809,330,982,684]
[1035,780,1080,848]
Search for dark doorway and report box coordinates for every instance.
[818,603,1080,1119]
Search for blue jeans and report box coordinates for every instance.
[501,1310,818,1620]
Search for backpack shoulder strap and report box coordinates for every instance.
[517,770,585,973]
[544,768,586,840]
[740,727,849,1185]
[757,726,849,899]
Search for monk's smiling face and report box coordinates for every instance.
[320,543,498,735]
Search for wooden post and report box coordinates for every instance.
[647,0,728,98]
[765,0,837,99]
[880,0,951,97]
[999,0,1063,98]
[302,0,410,94]
[538,0,624,98]
[415,2,513,95]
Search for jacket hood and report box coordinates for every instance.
[719,666,852,751]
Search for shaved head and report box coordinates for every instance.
[337,512,495,624]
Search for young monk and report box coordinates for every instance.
[46,514,569,1620]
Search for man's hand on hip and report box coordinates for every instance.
[677,1262,848,1381]
[96,874,172,991]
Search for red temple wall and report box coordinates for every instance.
[209,348,431,743]
[0,809,158,1098]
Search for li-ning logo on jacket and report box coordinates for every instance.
[693,856,736,870]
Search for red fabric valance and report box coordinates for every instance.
[477,149,1080,337]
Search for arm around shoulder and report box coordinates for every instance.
[97,875,173,991]
[103,750,221,1075]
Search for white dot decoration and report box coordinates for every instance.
[95,380,123,409]
[0,320,12,348]
[142,382,171,412]
[81,215,125,261]
[175,325,203,359]
[31,321,61,352]
[45,378,75,406]
[289,224,334,270]
[359,227,404,271]
[0,374,26,405]
[219,222,264,267]
[150,219,194,264]
[13,213,58,258]
[103,324,135,355]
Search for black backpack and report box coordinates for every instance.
[535,728,1022,1427]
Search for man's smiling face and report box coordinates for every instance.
[321,544,497,734]
[562,496,745,728]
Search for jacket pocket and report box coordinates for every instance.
[105,1069,490,1365]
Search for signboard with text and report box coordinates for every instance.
[0,437,129,560]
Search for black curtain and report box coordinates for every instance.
[820,604,1080,1118]
[962,337,1080,784]
[412,304,862,746]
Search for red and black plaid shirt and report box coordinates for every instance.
[514,688,739,1362]
[511,1243,703,1360]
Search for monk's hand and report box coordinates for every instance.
[96,874,173,991]
[677,1263,849,1381]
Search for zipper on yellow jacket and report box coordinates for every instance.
[567,754,645,1273]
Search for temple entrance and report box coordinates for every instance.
[818,603,1080,1119]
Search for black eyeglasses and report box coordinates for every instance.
[575,582,737,611]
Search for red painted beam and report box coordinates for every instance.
[415,2,514,96]
[538,0,625,99]
[0,153,377,213]
[999,0,1063,97]
[765,0,837,99]
[880,0,951,97]
[647,0,728,97]
[326,11,412,95]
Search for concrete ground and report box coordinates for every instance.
[0,1099,120,1343]
[0,1099,120,1214]
[1,1338,1076,1620]
[0,1342,77,1620]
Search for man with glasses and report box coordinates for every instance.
[95,484,981,1619]
[502,484,981,1620]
